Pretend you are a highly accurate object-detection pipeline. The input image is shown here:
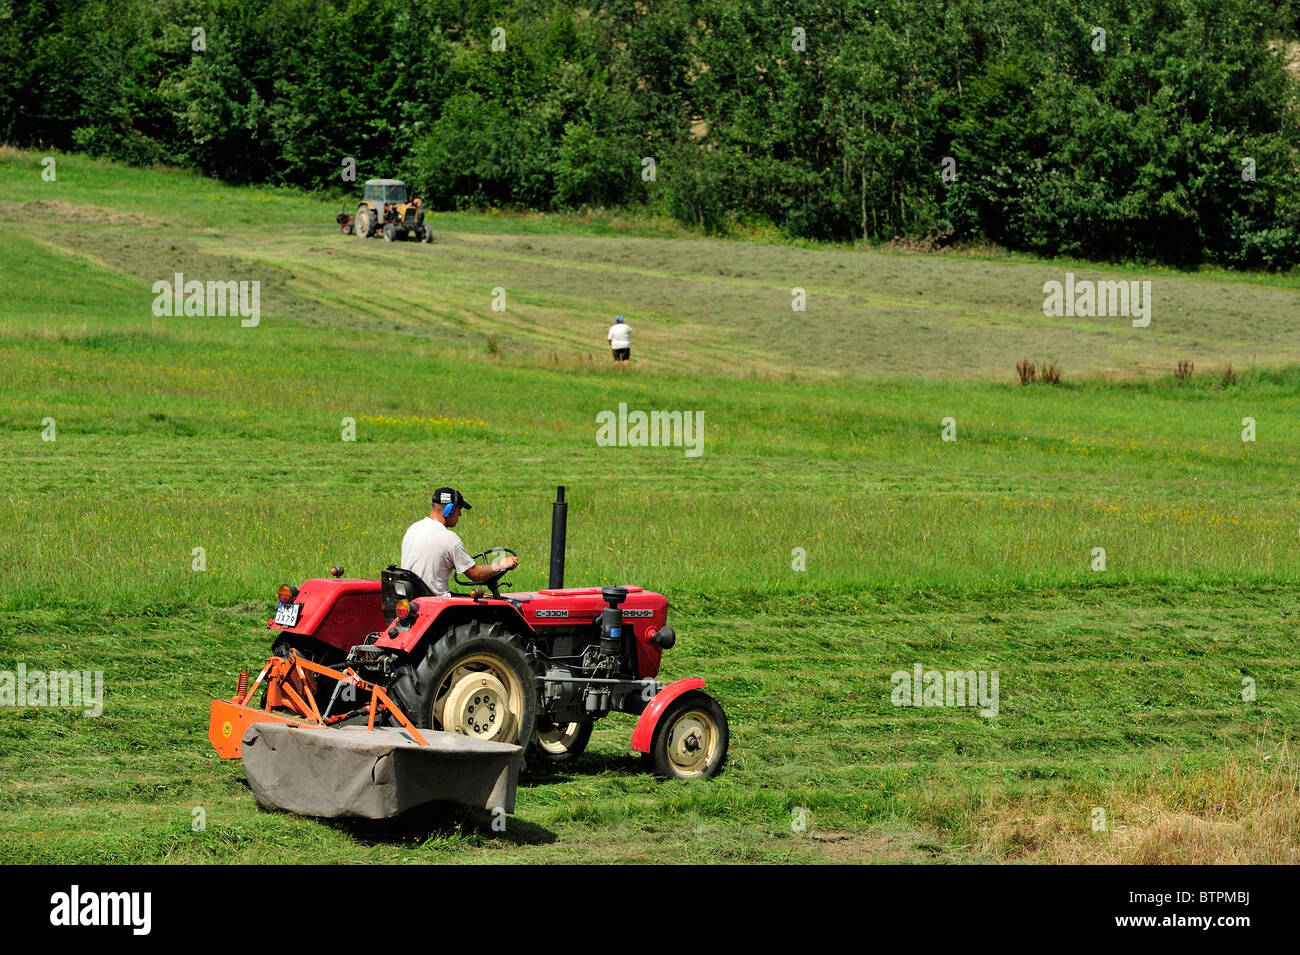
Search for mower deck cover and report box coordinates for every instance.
[241,724,522,819]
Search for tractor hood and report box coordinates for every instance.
[509,586,666,629]
[372,585,669,677]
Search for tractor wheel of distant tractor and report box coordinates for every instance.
[382,221,397,242]
[529,718,592,765]
[643,690,729,780]
[388,621,538,751]
[354,206,372,238]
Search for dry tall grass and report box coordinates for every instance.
[934,740,1298,863]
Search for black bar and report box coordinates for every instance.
[12,865,1273,937]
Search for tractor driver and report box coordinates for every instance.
[401,487,519,596]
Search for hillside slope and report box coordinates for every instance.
[4,149,1299,383]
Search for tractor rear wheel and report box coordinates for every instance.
[529,718,592,765]
[388,620,538,751]
[355,206,373,238]
[642,690,728,780]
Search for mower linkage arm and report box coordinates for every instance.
[237,650,428,746]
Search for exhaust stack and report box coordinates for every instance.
[548,485,567,589]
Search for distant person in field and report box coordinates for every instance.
[607,315,631,368]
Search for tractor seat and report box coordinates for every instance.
[381,565,433,620]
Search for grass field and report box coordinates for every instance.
[1,147,1298,863]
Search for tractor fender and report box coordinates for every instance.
[374,598,533,655]
[630,677,706,753]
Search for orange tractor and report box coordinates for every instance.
[349,179,433,242]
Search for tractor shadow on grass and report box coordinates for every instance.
[519,751,647,787]
[234,777,556,845]
[239,753,648,847]
[320,802,558,847]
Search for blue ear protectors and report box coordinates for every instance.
[443,502,455,518]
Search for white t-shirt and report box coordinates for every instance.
[608,322,631,349]
[400,517,476,596]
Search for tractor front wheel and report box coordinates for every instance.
[643,690,728,780]
[530,718,592,765]
[382,222,397,242]
[388,621,538,751]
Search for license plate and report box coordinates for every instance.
[274,602,301,627]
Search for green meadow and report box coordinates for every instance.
[1,148,1298,863]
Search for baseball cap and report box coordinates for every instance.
[615,315,624,322]
[432,487,472,511]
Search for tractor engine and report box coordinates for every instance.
[534,586,668,723]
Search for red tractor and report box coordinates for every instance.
[211,488,728,781]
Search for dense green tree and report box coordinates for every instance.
[0,0,1295,267]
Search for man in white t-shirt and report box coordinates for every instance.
[400,487,519,596]
[607,315,631,368]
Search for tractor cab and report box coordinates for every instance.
[363,179,409,206]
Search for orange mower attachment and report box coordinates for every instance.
[208,650,427,759]
[209,651,523,818]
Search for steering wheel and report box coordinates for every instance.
[454,547,517,597]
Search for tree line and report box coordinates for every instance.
[3,0,1298,268]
